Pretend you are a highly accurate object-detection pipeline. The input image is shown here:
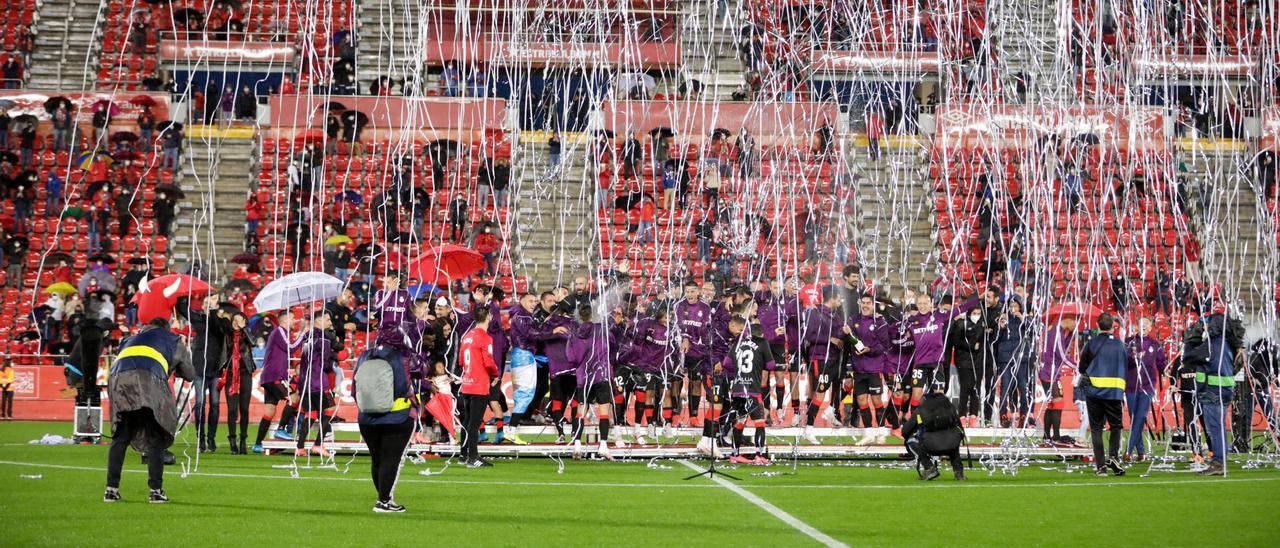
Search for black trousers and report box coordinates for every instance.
[461,394,489,461]
[224,372,253,443]
[1087,397,1124,464]
[956,367,980,417]
[527,363,551,419]
[106,409,167,490]
[905,433,964,474]
[359,419,414,502]
[1,389,12,417]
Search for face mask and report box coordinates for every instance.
[969,313,981,322]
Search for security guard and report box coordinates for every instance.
[103,318,195,503]
[1181,304,1244,476]
[902,390,966,481]
[1078,313,1127,477]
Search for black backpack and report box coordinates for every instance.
[918,393,961,433]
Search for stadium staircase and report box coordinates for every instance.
[988,0,1063,105]
[1179,140,1267,315]
[512,133,598,288]
[851,138,936,294]
[354,0,425,96]
[172,135,257,281]
[27,0,101,91]
[679,0,744,100]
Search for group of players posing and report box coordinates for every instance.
[494,265,968,464]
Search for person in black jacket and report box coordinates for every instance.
[185,296,232,452]
[993,297,1036,426]
[946,305,986,426]
[222,313,256,454]
[902,390,966,481]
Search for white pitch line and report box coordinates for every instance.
[678,459,849,548]
[1,459,1277,491]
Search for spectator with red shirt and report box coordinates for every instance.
[866,108,885,161]
[245,195,262,244]
[636,196,655,244]
[474,225,500,276]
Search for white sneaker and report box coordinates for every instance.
[614,438,629,449]
[634,432,649,447]
[854,435,877,446]
[646,423,657,440]
[572,440,583,459]
[821,406,836,426]
[662,424,674,439]
[598,441,614,461]
[789,411,802,427]
[696,436,715,456]
[803,426,821,445]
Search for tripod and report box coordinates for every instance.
[684,450,742,480]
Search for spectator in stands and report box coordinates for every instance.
[235,86,257,120]
[476,157,496,209]
[661,162,677,210]
[279,75,296,95]
[48,105,68,152]
[17,122,35,167]
[547,130,562,173]
[701,161,721,207]
[441,61,460,97]
[87,205,104,254]
[245,194,262,243]
[44,170,63,218]
[115,187,136,238]
[1258,151,1276,200]
[161,124,182,170]
[468,65,487,98]
[622,133,642,179]
[735,129,756,179]
[0,112,7,150]
[866,109,885,161]
[636,196,655,244]
[219,86,235,122]
[12,183,31,233]
[336,31,357,63]
[1154,270,1173,315]
[1,56,21,89]
[334,60,357,94]
[128,13,149,54]
[475,225,500,276]
[154,191,176,238]
[696,214,714,262]
[448,194,468,242]
[492,157,511,207]
[3,234,26,288]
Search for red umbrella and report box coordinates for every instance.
[132,273,213,323]
[409,244,485,286]
[129,95,157,107]
[1045,302,1103,326]
[424,393,456,439]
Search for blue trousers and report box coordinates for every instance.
[1198,389,1231,464]
[1125,391,1153,456]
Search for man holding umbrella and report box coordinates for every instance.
[103,317,195,503]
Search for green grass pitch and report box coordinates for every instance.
[1,421,1278,546]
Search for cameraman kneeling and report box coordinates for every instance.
[903,390,966,481]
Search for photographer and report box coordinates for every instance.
[902,388,966,481]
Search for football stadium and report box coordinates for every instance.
[0,0,1279,544]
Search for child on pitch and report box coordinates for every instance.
[724,316,773,464]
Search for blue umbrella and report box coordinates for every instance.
[406,283,442,299]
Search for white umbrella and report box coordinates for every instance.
[252,271,345,313]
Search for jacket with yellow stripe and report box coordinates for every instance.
[1079,332,1127,401]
